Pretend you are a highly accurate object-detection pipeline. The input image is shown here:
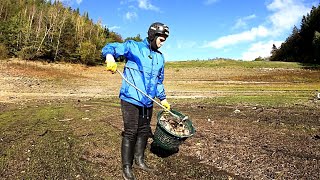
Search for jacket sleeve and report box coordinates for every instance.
[156,64,167,101]
[101,41,130,59]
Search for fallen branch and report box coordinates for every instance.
[58,118,73,122]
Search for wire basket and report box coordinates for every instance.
[153,109,195,151]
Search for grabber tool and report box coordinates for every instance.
[116,69,186,123]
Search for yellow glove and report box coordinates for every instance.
[105,54,117,73]
[161,99,170,111]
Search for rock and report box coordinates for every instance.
[234,109,241,113]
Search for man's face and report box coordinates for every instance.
[156,36,167,48]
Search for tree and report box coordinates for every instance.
[124,34,143,42]
[313,31,320,61]
[106,31,123,43]
[270,4,320,64]
[78,41,96,65]
[57,15,77,62]
[0,0,128,64]
[271,44,277,55]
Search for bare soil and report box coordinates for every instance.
[1,59,320,179]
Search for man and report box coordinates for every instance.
[102,22,171,180]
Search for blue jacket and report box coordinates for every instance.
[101,38,167,107]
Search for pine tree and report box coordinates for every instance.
[313,31,320,61]
[271,4,320,64]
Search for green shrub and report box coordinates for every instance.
[19,46,37,60]
[0,43,9,59]
[78,41,96,65]
[254,56,264,61]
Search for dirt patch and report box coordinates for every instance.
[176,102,320,179]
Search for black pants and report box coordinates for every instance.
[121,100,153,141]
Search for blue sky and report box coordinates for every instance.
[59,0,317,61]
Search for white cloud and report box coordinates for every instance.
[204,0,312,60]
[120,0,159,22]
[125,11,138,20]
[137,0,160,11]
[241,40,283,60]
[267,0,310,34]
[120,0,160,11]
[108,26,121,31]
[205,25,269,48]
[233,14,256,30]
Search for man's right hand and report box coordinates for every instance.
[161,99,171,111]
[105,54,117,73]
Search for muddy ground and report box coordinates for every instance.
[0,59,320,179]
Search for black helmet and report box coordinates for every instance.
[147,22,169,41]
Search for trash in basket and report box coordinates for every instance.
[153,109,195,151]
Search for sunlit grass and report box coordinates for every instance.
[165,59,305,69]
[171,92,315,107]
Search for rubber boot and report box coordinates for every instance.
[134,136,153,171]
[121,137,136,180]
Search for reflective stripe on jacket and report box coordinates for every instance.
[101,38,166,107]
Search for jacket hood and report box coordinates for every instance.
[144,37,161,53]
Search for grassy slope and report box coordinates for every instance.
[164,60,320,107]
[165,59,304,68]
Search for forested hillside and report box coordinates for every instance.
[0,0,126,65]
[1,1,319,65]
[270,4,320,64]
